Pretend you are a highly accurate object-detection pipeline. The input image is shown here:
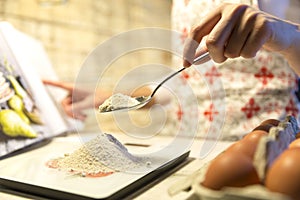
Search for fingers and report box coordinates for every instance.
[183,3,269,65]
[183,38,201,67]
[61,95,72,109]
[71,111,87,121]
[183,8,222,67]
[224,8,257,58]
[61,96,75,118]
[72,97,96,120]
[240,16,272,58]
[193,47,211,65]
[43,79,74,92]
[61,96,88,121]
[205,5,248,63]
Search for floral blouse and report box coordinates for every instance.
[165,0,300,140]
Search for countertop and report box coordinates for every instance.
[0,132,233,200]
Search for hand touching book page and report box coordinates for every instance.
[0,22,76,157]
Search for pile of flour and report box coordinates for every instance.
[49,133,147,177]
[98,93,140,112]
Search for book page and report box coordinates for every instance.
[4,22,83,131]
[0,22,71,157]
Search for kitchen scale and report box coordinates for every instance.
[0,134,191,200]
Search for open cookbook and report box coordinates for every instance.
[0,22,77,158]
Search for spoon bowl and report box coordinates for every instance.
[99,96,152,113]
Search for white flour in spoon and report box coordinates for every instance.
[47,133,147,177]
[98,93,140,112]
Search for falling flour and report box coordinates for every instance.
[98,93,140,112]
[47,133,147,177]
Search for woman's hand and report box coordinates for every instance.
[183,3,300,74]
[43,80,110,121]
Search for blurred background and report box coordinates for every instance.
[0,0,172,82]
[0,0,173,133]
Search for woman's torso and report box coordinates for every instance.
[166,0,300,140]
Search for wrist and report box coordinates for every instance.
[279,24,300,75]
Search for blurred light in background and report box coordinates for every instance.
[0,0,171,83]
[37,0,68,6]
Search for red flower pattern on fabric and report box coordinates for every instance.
[285,98,299,117]
[204,66,222,84]
[180,27,188,44]
[258,54,273,65]
[176,105,184,121]
[241,98,261,118]
[204,103,219,122]
[278,71,297,86]
[181,70,190,80]
[254,66,274,85]
[265,101,280,114]
[170,0,299,138]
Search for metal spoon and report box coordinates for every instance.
[99,52,210,113]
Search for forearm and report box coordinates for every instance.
[280,24,300,76]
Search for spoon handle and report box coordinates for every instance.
[150,51,210,98]
[150,68,184,97]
